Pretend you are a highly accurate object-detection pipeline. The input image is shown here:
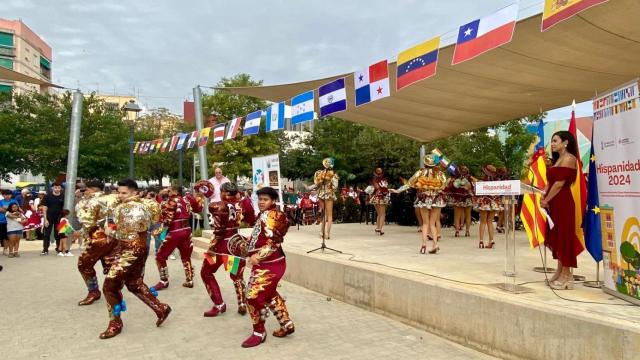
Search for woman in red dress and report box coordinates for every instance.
[541,131,583,290]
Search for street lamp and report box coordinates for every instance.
[123,99,142,179]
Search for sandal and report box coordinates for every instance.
[420,245,426,254]
[465,231,470,237]
[428,246,440,254]
[485,241,495,249]
[478,240,485,249]
[454,230,460,237]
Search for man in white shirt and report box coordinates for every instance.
[207,167,230,203]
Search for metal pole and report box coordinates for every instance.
[128,124,135,179]
[419,145,426,167]
[193,85,210,230]
[178,148,183,188]
[64,90,83,217]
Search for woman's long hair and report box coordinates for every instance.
[551,130,578,165]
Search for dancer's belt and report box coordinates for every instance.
[170,219,190,229]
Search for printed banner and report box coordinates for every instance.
[251,154,284,211]
[593,80,640,304]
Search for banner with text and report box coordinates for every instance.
[251,154,284,211]
[593,80,640,304]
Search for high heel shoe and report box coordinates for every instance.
[549,277,574,290]
[478,240,485,249]
[465,230,470,237]
[420,245,426,254]
[379,230,384,236]
[485,240,495,249]
[428,246,440,254]
[375,229,380,233]
[454,230,460,237]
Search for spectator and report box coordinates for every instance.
[1,190,19,256]
[33,191,46,240]
[56,209,74,257]
[21,193,39,241]
[15,188,29,207]
[5,202,26,257]
[207,166,230,202]
[41,183,65,256]
[348,186,357,200]
[357,187,368,224]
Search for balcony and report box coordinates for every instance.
[0,47,15,58]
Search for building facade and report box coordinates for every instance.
[0,19,52,95]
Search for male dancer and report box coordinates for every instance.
[75,180,118,305]
[100,179,171,339]
[153,186,202,290]
[242,187,294,348]
[201,182,256,317]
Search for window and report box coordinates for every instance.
[0,32,13,48]
[0,57,13,70]
[0,84,11,93]
[40,56,51,79]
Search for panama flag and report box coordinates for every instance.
[397,36,440,91]
[187,130,198,149]
[243,110,262,136]
[176,133,188,151]
[355,60,390,107]
[319,78,347,117]
[266,102,285,132]
[291,91,315,125]
[452,3,518,65]
[213,124,225,144]
[225,117,242,140]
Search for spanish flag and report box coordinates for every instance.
[541,0,608,32]
[569,102,587,250]
[521,149,548,248]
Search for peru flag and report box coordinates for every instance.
[452,4,518,65]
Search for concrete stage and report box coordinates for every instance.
[194,223,640,360]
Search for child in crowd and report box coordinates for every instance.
[5,203,26,258]
[56,209,75,257]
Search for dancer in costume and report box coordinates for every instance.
[446,166,474,238]
[75,180,119,305]
[392,154,447,254]
[370,167,390,236]
[242,187,294,348]
[100,179,171,339]
[200,182,256,317]
[308,157,339,239]
[153,186,203,290]
[473,165,502,249]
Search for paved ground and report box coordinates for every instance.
[0,240,495,360]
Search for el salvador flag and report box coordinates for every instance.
[319,78,347,117]
[243,110,262,136]
[266,102,285,132]
[291,91,315,125]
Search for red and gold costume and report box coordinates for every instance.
[473,165,503,212]
[446,170,474,208]
[312,158,339,201]
[397,161,448,208]
[75,192,119,305]
[154,193,203,289]
[201,194,256,316]
[370,173,390,205]
[242,205,294,347]
[100,196,171,339]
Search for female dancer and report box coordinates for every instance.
[370,168,390,236]
[392,154,447,254]
[447,165,474,237]
[473,165,502,249]
[540,131,582,290]
[309,158,339,239]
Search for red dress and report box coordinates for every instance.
[546,167,583,268]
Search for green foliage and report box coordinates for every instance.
[201,73,281,180]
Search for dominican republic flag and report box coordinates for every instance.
[319,78,347,117]
[225,117,241,140]
[355,60,390,107]
[244,110,262,136]
[187,130,198,149]
[452,3,518,65]
[176,133,188,151]
[291,91,314,125]
[397,36,440,91]
[213,124,225,144]
[266,102,285,132]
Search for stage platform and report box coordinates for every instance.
[193,223,640,360]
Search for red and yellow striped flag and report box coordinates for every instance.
[521,149,548,248]
[569,105,587,251]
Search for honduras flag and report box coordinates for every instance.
[243,110,262,136]
[319,78,347,117]
[291,91,314,125]
[583,141,603,262]
[266,102,285,132]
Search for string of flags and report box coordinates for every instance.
[134,0,609,155]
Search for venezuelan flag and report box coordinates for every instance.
[396,36,440,91]
[521,149,548,248]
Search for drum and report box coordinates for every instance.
[227,233,250,257]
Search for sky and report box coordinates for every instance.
[4,0,591,120]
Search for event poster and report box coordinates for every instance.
[592,80,640,303]
[251,154,284,210]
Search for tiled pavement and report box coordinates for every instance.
[0,240,495,360]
